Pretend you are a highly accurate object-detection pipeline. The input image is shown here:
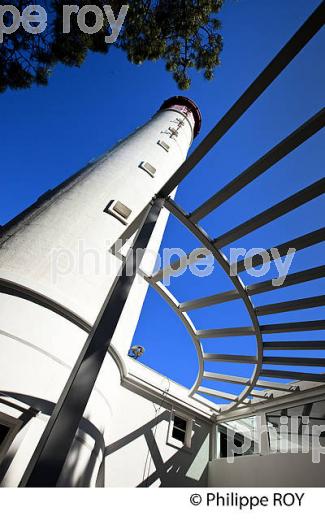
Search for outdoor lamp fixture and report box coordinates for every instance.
[128,345,145,359]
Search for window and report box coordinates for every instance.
[218,416,260,458]
[104,200,132,225]
[157,140,170,152]
[172,416,187,443]
[139,161,156,178]
[266,398,325,453]
[167,411,193,450]
[112,201,132,220]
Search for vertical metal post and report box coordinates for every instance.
[209,422,218,461]
[20,198,165,487]
[258,412,270,456]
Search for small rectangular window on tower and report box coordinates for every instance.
[139,161,156,178]
[104,200,132,225]
[157,140,170,152]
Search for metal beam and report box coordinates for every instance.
[263,341,325,350]
[203,353,257,364]
[19,198,164,487]
[198,319,324,337]
[179,289,240,311]
[247,265,325,296]
[203,372,249,385]
[152,226,324,285]
[164,198,264,412]
[157,2,324,199]
[260,320,325,334]
[150,256,186,283]
[181,265,325,310]
[143,278,205,390]
[191,108,325,222]
[256,295,325,315]
[255,379,298,392]
[217,384,325,422]
[232,227,325,274]
[197,387,238,401]
[150,249,211,284]
[263,356,325,367]
[250,391,271,400]
[197,326,255,338]
[213,178,325,248]
[260,369,325,383]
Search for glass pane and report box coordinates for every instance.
[172,426,186,443]
[267,398,325,453]
[311,399,325,420]
[218,416,259,457]
[173,416,187,431]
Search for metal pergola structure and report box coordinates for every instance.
[148,2,325,413]
[4,2,323,486]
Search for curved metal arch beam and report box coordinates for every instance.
[140,270,205,393]
[164,198,264,412]
[116,247,258,411]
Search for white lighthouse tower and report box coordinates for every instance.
[0,97,205,487]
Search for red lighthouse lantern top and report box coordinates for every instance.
[159,96,202,138]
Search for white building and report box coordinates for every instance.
[0,92,324,488]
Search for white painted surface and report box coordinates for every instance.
[0,101,212,487]
[103,372,210,487]
[0,109,193,324]
[208,452,325,487]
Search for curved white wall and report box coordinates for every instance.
[0,102,197,486]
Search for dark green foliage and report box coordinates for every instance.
[0,0,224,93]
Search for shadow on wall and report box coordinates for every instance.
[0,397,38,484]
[0,391,105,487]
[104,410,209,487]
[1,391,209,487]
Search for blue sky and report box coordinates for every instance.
[1,0,324,404]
